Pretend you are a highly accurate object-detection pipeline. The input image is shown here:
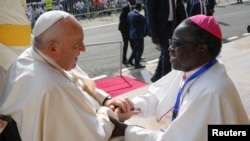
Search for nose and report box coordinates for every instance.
[168,44,174,52]
[80,42,86,52]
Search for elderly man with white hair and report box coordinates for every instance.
[0,10,134,141]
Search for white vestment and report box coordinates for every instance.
[125,59,249,141]
[0,44,18,81]
[0,47,118,141]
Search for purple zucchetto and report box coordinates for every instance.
[189,14,222,40]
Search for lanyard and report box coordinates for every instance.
[171,58,217,121]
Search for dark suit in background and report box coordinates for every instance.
[127,3,146,69]
[118,0,136,64]
[186,0,216,17]
[146,0,187,82]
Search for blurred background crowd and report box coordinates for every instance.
[26,0,144,27]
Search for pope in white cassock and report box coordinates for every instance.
[0,10,133,141]
[111,14,250,141]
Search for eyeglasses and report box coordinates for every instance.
[169,39,198,48]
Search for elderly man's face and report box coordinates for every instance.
[169,23,202,72]
[56,18,85,71]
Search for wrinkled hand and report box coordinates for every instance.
[152,38,160,45]
[104,97,133,112]
[109,116,128,137]
[115,107,141,122]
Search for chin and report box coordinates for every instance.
[71,64,77,69]
[65,65,75,71]
[172,65,181,71]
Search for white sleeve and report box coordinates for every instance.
[132,93,158,117]
[125,125,164,141]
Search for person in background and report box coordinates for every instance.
[0,10,134,141]
[110,14,250,141]
[146,0,187,82]
[142,0,152,38]
[237,0,243,4]
[127,3,146,69]
[45,0,53,11]
[118,0,136,65]
[186,0,216,17]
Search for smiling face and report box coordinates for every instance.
[56,18,85,70]
[45,17,85,71]
[168,21,209,72]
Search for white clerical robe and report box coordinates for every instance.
[125,59,249,141]
[0,47,118,141]
[0,44,18,81]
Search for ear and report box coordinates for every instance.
[46,41,59,59]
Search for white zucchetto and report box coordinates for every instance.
[33,10,70,37]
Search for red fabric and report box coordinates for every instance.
[95,76,147,97]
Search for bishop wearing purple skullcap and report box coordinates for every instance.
[111,14,250,141]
